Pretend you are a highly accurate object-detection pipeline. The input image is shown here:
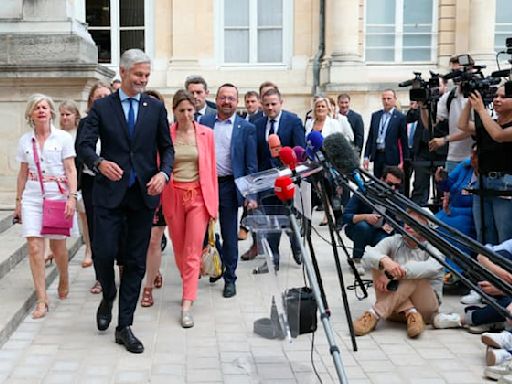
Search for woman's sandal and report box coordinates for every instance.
[58,278,69,300]
[141,288,154,307]
[90,280,102,294]
[81,257,93,268]
[32,300,48,319]
[154,272,163,289]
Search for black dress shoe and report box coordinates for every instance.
[223,282,236,298]
[96,299,113,331]
[115,326,144,354]
[292,251,302,265]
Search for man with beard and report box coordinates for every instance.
[200,83,258,298]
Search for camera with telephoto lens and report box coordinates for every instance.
[443,55,500,104]
[398,71,440,104]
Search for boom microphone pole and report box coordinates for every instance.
[274,175,348,384]
[322,133,512,320]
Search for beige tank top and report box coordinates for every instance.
[173,142,199,182]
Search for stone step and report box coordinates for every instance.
[0,210,13,235]
[0,223,82,346]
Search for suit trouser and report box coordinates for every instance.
[166,181,209,301]
[93,183,153,329]
[410,163,431,207]
[372,270,439,324]
[373,151,387,180]
[218,179,240,283]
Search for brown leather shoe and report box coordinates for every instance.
[406,311,425,338]
[241,244,258,261]
[354,311,378,336]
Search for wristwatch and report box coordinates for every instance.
[93,157,105,173]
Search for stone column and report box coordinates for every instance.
[329,0,361,62]
[0,0,113,200]
[468,0,496,66]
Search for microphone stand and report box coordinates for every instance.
[307,171,360,352]
[282,196,349,384]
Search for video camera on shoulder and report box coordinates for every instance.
[443,54,500,104]
[398,71,440,104]
[491,37,512,98]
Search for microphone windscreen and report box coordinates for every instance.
[323,133,359,174]
[306,130,324,159]
[268,134,282,158]
[274,175,295,202]
[279,146,297,171]
[293,146,307,162]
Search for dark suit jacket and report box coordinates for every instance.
[77,91,174,209]
[346,109,365,155]
[410,119,431,161]
[200,113,258,206]
[254,110,306,172]
[364,108,408,166]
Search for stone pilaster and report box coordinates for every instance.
[468,0,496,67]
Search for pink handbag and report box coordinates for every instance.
[32,138,72,236]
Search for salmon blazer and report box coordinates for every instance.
[162,122,218,219]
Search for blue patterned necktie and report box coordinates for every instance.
[127,98,136,186]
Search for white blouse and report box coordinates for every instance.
[305,116,354,142]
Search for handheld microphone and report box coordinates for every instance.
[274,175,295,203]
[306,131,324,161]
[323,133,366,192]
[279,146,297,171]
[268,134,282,158]
[293,146,307,163]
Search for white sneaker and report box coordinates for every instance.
[483,331,512,350]
[487,347,512,366]
[467,322,506,334]
[461,290,482,304]
[432,312,462,329]
[485,362,512,380]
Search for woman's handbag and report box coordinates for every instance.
[32,139,73,236]
[201,220,223,278]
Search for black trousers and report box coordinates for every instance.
[93,183,153,329]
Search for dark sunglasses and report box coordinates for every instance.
[386,181,401,188]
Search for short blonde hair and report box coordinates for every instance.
[312,97,333,120]
[25,94,56,128]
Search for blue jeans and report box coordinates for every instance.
[345,221,389,259]
[472,174,512,245]
[468,296,512,326]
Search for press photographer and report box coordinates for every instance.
[458,85,512,244]
[427,55,475,173]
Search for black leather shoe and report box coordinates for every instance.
[115,326,144,354]
[223,282,236,298]
[292,251,302,265]
[96,299,113,331]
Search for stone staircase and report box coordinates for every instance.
[0,210,82,346]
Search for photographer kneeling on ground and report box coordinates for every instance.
[353,209,444,338]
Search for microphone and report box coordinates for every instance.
[274,175,295,203]
[293,146,307,163]
[323,132,366,192]
[279,146,297,171]
[306,131,324,161]
[268,134,282,158]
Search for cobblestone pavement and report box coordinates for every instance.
[0,217,492,383]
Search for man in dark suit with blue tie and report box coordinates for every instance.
[363,89,408,179]
[200,83,258,298]
[77,49,174,353]
[252,87,306,273]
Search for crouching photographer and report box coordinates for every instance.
[458,85,512,245]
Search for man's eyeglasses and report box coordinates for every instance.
[386,181,401,189]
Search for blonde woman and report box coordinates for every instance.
[305,97,354,142]
[14,94,78,318]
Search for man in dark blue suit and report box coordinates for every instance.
[252,87,306,273]
[337,93,365,158]
[363,89,408,179]
[200,83,258,298]
[77,49,174,353]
